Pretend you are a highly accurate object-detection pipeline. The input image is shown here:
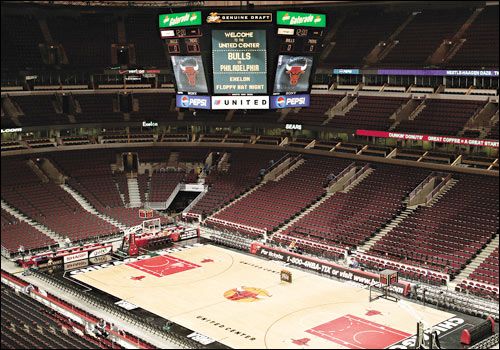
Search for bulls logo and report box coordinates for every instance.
[285,60,308,86]
[365,309,382,316]
[131,275,146,281]
[223,286,271,302]
[292,338,310,346]
[179,60,199,86]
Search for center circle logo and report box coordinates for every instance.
[276,96,286,108]
[181,96,189,107]
[224,286,271,302]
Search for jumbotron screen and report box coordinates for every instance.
[273,55,313,94]
[171,55,209,94]
[212,29,267,94]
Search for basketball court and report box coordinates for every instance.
[71,244,456,349]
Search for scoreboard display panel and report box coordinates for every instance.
[212,29,267,95]
[273,55,313,94]
[171,56,209,94]
[278,28,325,53]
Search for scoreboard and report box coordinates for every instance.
[278,28,325,54]
[160,10,327,110]
[163,29,203,54]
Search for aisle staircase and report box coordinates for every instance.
[358,178,459,254]
[60,184,128,231]
[274,192,334,235]
[357,204,416,253]
[127,178,141,208]
[451,234,499,289]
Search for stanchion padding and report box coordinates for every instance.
[460,316,495,345]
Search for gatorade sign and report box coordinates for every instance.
[159,11,202,28]
[277,11,326,28]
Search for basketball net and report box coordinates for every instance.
[142,218,161,234]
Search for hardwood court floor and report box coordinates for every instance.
[72,244,454,349]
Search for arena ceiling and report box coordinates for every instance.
[10,1,347,7]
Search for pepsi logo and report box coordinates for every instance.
[276,96,286,108]
[181,96,189,107]
[272,94,309,109]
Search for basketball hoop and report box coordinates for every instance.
[142,218,161,234]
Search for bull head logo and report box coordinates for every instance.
[179,61,199,86]
[285,61,307,86]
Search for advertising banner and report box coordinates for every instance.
[211,96,269,110]
[356,129,499,148]
[212,29,267,94]
[159,12,202,28]
[181,183,206,192]
[271,94,310,108]
[176,95,211,109]
[253,245,410,296]
[206,12,272,24]
[179,228,199,240]
[333,68,499,77]
[63,252,89,264]
[171,56,209,93]
[273,55,313,94]
[88,246,112,258]
[388,317,465,349]
[277,11,327,28]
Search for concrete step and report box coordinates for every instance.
[427,179,459,207]
[127,177,142,208]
